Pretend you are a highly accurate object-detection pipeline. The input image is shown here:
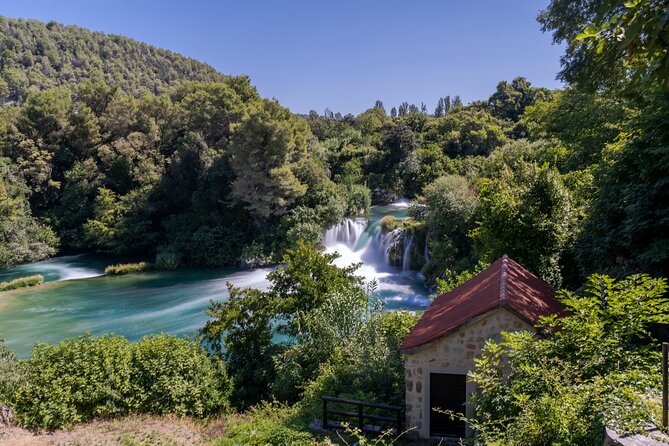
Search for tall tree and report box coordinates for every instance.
[229,100,311,220]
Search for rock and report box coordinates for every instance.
[604,425,669,445]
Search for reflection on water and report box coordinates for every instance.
[0,202,428,357]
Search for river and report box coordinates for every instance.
[0,202,429,357]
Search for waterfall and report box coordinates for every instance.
[323,201,421,277]
[402,234,414,271]
[323,218,367,249]
[423,237,430,263]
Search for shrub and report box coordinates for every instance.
[14,334,133,428]
[0,274,44,291]
[214,402,317,446]
[129,334,230,417]
[379,216,399,233]
[345,183,372,216]
[155,247,182,270]
[0,338,26,406]
[12,334,230,429]
[467,274,668,445]
[104,262,153,275]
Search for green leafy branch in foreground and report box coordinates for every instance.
[462,274,668,445]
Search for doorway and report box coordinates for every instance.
[429,373,467,438]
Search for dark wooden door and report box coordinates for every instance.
[429,373,467,438]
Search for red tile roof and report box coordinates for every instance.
[399,255,566,352]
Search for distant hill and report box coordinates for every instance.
[0,16,228,103]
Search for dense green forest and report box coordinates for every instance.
[1,9,667,290]
[0,17,226,103]
[0,0,668,444]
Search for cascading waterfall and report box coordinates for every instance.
[323,218,367,248]
[402,234,414,271]
[323,212,416,273]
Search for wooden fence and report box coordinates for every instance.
[321,396,403,435]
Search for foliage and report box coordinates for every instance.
[0,338,26,406]
[201,243,366,409]
[267,242,364,332]
[127,334,230,417]
[214,402,323,446]
[410,174,478,283]
[539,0,669,90]
[0,16,227,102]
[577,93,669,279]
[379,216,400,233]
[471,159,575,286]
[434,261,490,297]
[0,274,44,291]
[300,305,419,415]
[12,334,230,429]
[104,262,153,275]
[155,247,182,270]
[0,158,58,268]
[202,284,280,409]
[467,274,668,445]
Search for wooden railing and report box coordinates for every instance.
[321,395,403,435]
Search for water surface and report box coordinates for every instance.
[0,203,429,357]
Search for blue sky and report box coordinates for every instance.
[1,0,565,115]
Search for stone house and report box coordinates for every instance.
[399,255,565,440]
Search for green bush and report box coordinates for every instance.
[0,338,26,405]
[155,247,182,270]
[14,334,133,428]
[467,274,668,445]
[214,402,317,446]
[345,183,372,216]
[379,216,399,233]
[13,334,230,429]
[104,262,153,275]
[129,334,229,417]
[0,274,44,291]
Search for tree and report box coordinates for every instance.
[229,100,310,220]
[373,100,386,114]
[488,76,551,122]
[443,95,452,113]
[201,285,279,409]
[200,242,366,408]
[411,175,478,281]
[390,107,397,118]
[577,94,669,279]
[0,158,59,268]
[426,108,507,157]
[471,160,575,286]
[434,98,445,117]
[267,242,364,329]
[539,0,669,90]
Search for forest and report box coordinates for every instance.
[0,0,668,444]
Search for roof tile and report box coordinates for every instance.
[399,255,566,352]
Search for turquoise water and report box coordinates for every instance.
[0,204,429,357]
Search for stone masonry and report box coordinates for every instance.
[403,307,533,439]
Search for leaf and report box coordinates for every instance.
[576,24,601,40]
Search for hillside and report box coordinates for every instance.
[0,16,227,103]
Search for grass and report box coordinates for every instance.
[105,262,154,275]
[0,274,44,292]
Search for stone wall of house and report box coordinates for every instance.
[404,307,534,439]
